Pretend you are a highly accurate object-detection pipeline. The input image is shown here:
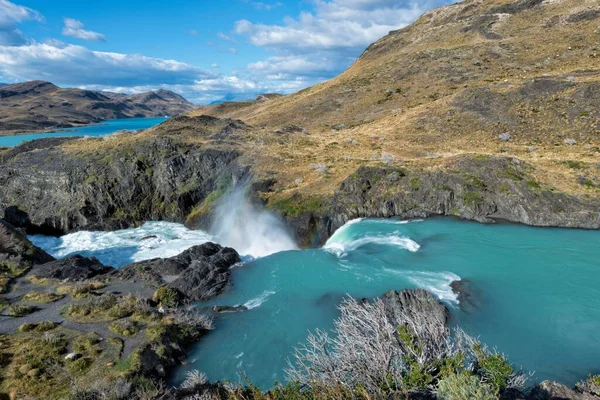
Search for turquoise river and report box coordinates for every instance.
[30,218,600,389]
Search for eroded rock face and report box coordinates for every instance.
[116,242,241,301]
[329,156,600,233]
[0,137,243,235]
[30,255,113,281]
[0,218,54,268]
[529,380,597,400]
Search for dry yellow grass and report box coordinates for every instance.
[63,0,600,200]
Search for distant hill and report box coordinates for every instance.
[0,81,196,134]
[207,92,279,105]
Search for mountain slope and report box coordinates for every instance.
[184,0,599,197]
[0,81,196,134]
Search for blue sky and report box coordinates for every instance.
[0,0,452,103]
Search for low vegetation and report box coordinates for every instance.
[22,291,64,303]
[7,304,36,317]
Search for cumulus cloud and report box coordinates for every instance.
[0,0,453,103]
[0,0,43,46]
[234,0,451,89]
[62,18,106,41]
[0,43,211,86]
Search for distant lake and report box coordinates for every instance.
[0,117,168,147]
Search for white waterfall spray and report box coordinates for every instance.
[210,185,298,258]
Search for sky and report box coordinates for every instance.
[0,0,453,104]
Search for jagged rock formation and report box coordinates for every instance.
[116,242,241,301]
[30,255,113,281]
[0,81,195,134]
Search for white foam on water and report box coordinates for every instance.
[243,290,276,310]
[324,232,421,256]
[383,268,460,304]
[29,221,214,268]
[324,218,423,257]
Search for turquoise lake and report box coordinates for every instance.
[174,218,600,389]
[30,218,600,389]
[0,117,167,147]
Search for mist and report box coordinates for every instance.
[210,185,298,258]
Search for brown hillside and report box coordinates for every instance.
[74,0,600,200]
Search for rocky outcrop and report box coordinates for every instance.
[529,380,598,400]
[325,156,600,238]
[116,242,241,301]
[0,219,54,266]
[211,305,248,313]
[30,255,113,281]
[279,155,600,247]
[0,136,244,235]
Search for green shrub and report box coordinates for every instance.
[437,373,498,400]
[109,320,140,337]
[462,191,484,206]
[7,304,35,317]
[473,344,514,392]
[22,291,64,303]
[152,287,180,308]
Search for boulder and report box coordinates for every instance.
[450,279,480,312]
[117,242,240,284]
[116,242,241,301]
[31,255,112,281]
[211,305,248,313]
[168,260,230,301]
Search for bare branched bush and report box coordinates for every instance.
[286,297,416,394]
[171,302,214,331]
[286,295,530,397]
[181,370,208,389]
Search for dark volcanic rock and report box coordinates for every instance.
[0,218,54,269]
[0,136,244,235]
[116,242,241,301]
[211,305,248,313]
[327,156,600,239]
[530,380,597,400]
[450,279,480,312]
[31,255,113,281]
[168,260,231,301]
[380,289,450,337]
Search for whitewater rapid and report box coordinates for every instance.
[29,221,214,268]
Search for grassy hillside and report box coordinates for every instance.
[172,0,599,198]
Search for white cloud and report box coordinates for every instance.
[0,0,43,46]
[244,1,283,11]
[187,29,198,36]
[217,32,237,43]
[234,0,451,87]
[0,0,453,104]
[62,18,106,42]
[0,43,211,86]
